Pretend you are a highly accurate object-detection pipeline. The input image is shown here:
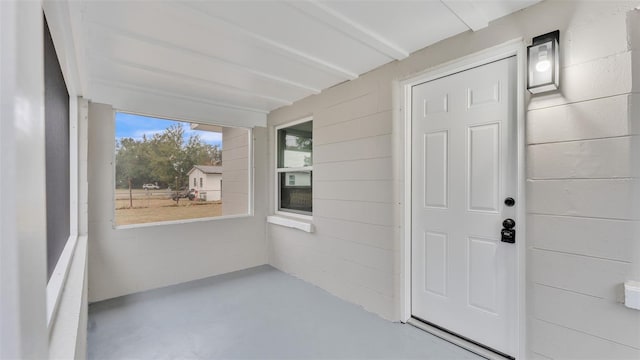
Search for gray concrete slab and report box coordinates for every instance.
[88,265,482,359]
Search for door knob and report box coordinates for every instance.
[502,218,515,229]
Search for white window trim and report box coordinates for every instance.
[266,215,314,233]
[46,234,78,328]
[46,92,81,330]
[274,116,313,220]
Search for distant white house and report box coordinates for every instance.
[283,172,311,187]
[187,165,223,201]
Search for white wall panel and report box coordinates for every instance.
[314,134,391,164]
[330,257,394,297]
[88,103,268,302]
[528,179,640,220]
[528,136,638,179]
[531,319,640,359]
[222,126,250,216]
[0,2,48,357]
[314,111,392,146]
[564,12,630,66]
[324,236,394,274]
[531,352,553,360]
[313,217,394,250]
[532,249,631,300]
[533,284,640,349]
[314,157,392,181]
[314,199,394,227]
[529,215,638,263]
[314,180,393,203]
[266,2,640,356]
[314,92,379,128]
[527,94,636,144]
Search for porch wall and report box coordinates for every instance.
[267,0,640,358]
[87,103,269,302]
[222,126,250,215]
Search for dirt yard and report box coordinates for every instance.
[115,189,222,226]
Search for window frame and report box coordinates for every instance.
[112,111,254,228]
[274,116,313,219]
[43,11,79,329]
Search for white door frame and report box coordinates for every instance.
[398,39,527,359]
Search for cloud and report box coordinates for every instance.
[182,123,223,147]
[130,129,165,141]
[190,130,222,146]
[115,112,223,147]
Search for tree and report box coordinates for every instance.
[115,125,222,207]
[115,136,152,207]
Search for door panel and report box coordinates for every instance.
[411,57,517,356]
[468,236,498,313]
[424,131,448,208]
[467,80,500,108]
[468,123,500,212]
[424,231,448,297]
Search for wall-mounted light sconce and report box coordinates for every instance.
[527,30,560,94]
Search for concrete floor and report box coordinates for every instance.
[88,265,481,359]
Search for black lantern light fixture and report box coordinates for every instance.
[527,30,560,94]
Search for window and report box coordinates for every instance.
[276,118,312,216]
[44,13,70,280]
[114,113,251,226]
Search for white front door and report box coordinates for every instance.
[411,56,517,356]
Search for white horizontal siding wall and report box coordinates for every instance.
[87,103,268,302]
[222,126,250,215]
[267,0,640,357]
[525,4,640,358]
[268,70,397,320]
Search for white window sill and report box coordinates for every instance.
[113,213,253,230]
[47,234,79,328]
[267,215,314,233]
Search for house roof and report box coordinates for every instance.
[188,165,223,175]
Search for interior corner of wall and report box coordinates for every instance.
[627,8,640,51]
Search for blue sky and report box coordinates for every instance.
[115,112,222,147]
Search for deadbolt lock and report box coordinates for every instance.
[501,218,516,244]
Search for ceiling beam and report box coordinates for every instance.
[90,80,267,128]
[441,0,489,32]
[91,78,270,115]
[86,20,322,95]
[287,1,409,61]
[176,2,359,81]
[90,54,293,107]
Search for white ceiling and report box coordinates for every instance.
[54,0,540,127]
